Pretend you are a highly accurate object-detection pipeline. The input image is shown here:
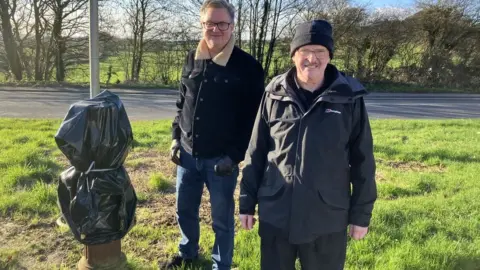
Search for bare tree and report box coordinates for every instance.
[246,0,303,77]
[121,0,168,82]
[235,0,246,48]
[248,0,260,58]
[10,0,36,80]
[264,0,303,78]
[33,0,49,81]
[45,0,88,82]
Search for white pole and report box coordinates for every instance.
[89,0,100,98]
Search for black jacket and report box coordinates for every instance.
[240,65,377,244]
[172,47,265,163]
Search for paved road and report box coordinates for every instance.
[1,86,479,120]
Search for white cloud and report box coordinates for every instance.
[371,6,416,20]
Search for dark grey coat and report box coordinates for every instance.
[240,66,377,244]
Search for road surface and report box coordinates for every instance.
[0,86,479,120]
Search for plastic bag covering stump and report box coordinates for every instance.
[55,90,137,245]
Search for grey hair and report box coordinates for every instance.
[200,0,235,22]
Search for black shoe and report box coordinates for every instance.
[159,255,195,269]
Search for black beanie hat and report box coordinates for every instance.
[290,20,334,59]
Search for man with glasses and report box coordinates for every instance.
[163,0,265,269]
[239,20,377,269]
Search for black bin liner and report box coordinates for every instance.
[55,90,137,245]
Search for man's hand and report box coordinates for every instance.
[239,214,256,230]
[214,156,235,176]
[348,225,369,240]
[170,140,180,165]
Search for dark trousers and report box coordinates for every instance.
[260,230,347,270]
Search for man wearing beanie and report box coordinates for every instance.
[239,20,377,270]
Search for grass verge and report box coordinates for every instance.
[0,118,479,269]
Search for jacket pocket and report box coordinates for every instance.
[181,69,203,96]
[258,163,293,197]
[258,183,285,198]
[257,164,287,198]
[317,188,350,210]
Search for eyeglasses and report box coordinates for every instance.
[202,21,232,31]
[297,49,329,58]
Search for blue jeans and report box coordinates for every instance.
[176,148,238,270]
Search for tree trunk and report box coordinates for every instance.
[53,6,65,82]
[44,34,55,81]
[130,0,140,81]
[264,0,281,78]
[134,0,147,82]
[256,0,269,66]
[356,40,368,80]
[236,0,243,49]
[33,0,43,81]
[131,35,138,81]
[249,0,260,58]
[0,0,23,81]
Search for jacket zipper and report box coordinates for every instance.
[291,87,333,181]
[276,87,332,242]
[270,90,304,243]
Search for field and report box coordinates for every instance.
[0,118,479,269]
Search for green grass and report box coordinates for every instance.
[0,119,62,218]
[0,118,479,269]
[0,52,183,89]
[65,52,184,87]
[0,119,170,220]
[148,172,173,192]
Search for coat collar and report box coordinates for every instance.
[195,36,235,67]
[268,64,368,104]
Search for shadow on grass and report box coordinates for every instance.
[133,139,160,148]
[187,255,212,270]
[374,145,401,158]
[377,209,409,229]
[16,158,63,188]
[380,180,437,200]
[380,186,424,200]
[375,145,479,164]
[434,254,480,270]
[0,259,27,270]
[155,255,212,270]
[419,150,480,163]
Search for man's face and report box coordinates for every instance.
[201,8,234,49]
[292,44,330,83]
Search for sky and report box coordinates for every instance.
[101,0,422,38]
[354,0,416,9]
